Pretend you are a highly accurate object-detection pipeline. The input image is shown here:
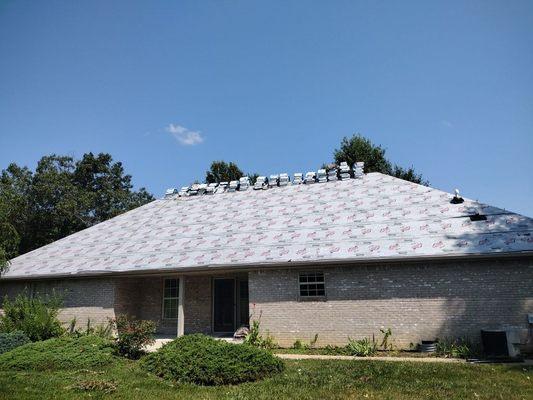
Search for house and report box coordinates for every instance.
[1,165,532,347]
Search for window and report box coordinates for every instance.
[162,278,179,319]
[299,272,325,298]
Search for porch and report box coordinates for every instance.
[114,272,250,337]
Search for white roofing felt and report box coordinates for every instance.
[3,172,533,279]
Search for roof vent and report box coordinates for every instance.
[228,181,239,192]
[317,169,327,183]
[338,162,351,180]
[254,176,267,190]
[469,213,487,221]
[293,173,303,184]
[268,175,279,188]
[354,162,364,178]
[279,173,289,186]
[304,171,316,184]
[239,177,250,190]
[450,189,464,204]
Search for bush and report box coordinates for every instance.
[0,293,64,341]
[0,331,31,355]
[111,315,156,359]
[140,334,284,386]
[347,337,378,356]
[436,338,474,359]
[0,335,116,371]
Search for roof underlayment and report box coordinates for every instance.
[3,172,533,279]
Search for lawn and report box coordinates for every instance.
[0,358,530,400]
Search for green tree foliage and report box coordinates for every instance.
[205,161,244,184]
[333,134,427,184]
[0,153,154,261]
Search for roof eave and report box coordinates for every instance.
[1,250,532,281]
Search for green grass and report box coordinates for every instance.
[0,358,530,400]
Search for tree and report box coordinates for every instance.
[0,153,154,259]
[333,134,427,184]
[205,161,244,184]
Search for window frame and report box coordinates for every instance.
[161,277,179,320]
[298,271,326,301]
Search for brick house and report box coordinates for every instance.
[1,169,532,347]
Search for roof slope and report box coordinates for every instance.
[3,173,533,279]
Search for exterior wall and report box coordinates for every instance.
[0,278,116,329]
[183,275,212,335]
[249,258,533,348]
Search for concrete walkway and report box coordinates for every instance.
[275,353,463,363]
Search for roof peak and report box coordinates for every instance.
[164,161,365,198]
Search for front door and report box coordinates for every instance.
[213,278,235,333]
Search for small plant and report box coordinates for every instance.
[292,339,304,350]
[68,317,114,339]
[379,328,393,350]
[310,333,319,348]
[436,337,474,359]
[140,334,284,385]
[111,315,156,359]
[243,320,276,349]
[0,292,64,341]
[0,331,31,355]
[346,336,378,356]
[70,379,117,394]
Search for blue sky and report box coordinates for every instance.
[0,0,532,216]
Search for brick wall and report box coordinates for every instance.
[249,258,533,348]
[183,275,212,335]
[0,277,116,329]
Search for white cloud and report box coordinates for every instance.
[165,123,204,145]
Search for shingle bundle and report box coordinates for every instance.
[305,171,316,184]
[254,176,267,190]
[339,162,351,180]
[317,169,327,183]
[327,167,338,182]
[279,173,289,186]
[269,175,279,188]
[293,173,303,184]
[354,162,364,179]
[228,181,239,192]
[239,177,250,190]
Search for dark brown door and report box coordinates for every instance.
[213,278,235,332]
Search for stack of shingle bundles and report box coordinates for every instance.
[197,184,207,195]
[189,184,199,195]
[354,162,364,179]
[165,188,178,198]
[317,168,327,183]
[293,173,303,184]
[339,162,351,180]
[228,181,239,192]
[305,171,316,184]
[206,183,218,194]
[254,176,267,190]
[327,166,338,182]
[268,175,279,188]
[239,176,250,190]
[216,182,228,194]
[179,186,189,196]
[279,173,289,186]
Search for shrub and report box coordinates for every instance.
[0,335,116,371]
[347,337,378,356]
[0,331,31,355]
[111,315,156,359]
[0,293,64,341]
[140,334,284,386]
[243,320,276,349]
[436,338,474,359]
